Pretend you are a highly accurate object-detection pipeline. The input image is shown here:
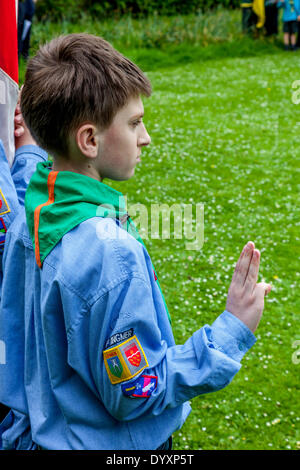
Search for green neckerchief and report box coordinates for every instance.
[25,161,171,323]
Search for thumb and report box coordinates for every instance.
[256,282,272,297]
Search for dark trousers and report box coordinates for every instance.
[17,0,34,59]
[265,5,278,36]
[0,403,9,422]
[37,436,173,451]
[19,25,32,60]
[297,21,300,47]
[242,7,257,34]
[156,436,172,450]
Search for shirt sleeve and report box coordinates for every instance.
[0,144,48,281]
[10,145,48,206]
[0,141,20,278]
[85,275,256,422]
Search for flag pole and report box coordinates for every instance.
[0,0,19,166]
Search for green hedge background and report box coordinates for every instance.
[35,0,241,21]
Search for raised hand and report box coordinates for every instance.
[225,241,272,333]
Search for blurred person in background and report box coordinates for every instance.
[241,1,258,33]
[265,0,279,35]
[241,1,265,35]
[277,0,300,50]
[18,0,36,60]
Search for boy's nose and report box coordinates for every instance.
[139,124,151,147]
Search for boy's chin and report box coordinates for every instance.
[103,169,135,182]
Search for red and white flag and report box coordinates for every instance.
[0,0,19,166]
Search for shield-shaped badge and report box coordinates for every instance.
[124,342,141,367]
[103,335,148,384]
[107,354,123,378]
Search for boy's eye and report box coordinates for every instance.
[132,119,142,127]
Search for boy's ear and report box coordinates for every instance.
[76,123,99,159]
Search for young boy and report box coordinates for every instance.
[0,141,18,423]
[0,103,47,424]
[0,33,272,450]
[277,0,300,50]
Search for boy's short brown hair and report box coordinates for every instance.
[21,33,152,158]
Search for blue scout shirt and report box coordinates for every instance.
[1,141,47,296]
[0,141,19,288]
[0,142,48,286]
[0,143,48,449]
[0,141,20,424]
[0,146,257,450]
[277,0,300,21]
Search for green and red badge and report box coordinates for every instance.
[103,335,148,385]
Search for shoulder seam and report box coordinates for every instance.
[66,273,149,344]
[89,272,149,309]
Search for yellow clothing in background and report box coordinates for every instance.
[253,0,265,28]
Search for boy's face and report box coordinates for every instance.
[96,95,151,181]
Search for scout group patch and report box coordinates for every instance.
[104,328,134,349]
[0,188,10,216]
[0,217,7,253]
[121,375,157,398]
[103,335,148,385]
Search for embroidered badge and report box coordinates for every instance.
[122,375,157,398]
[0,217,7,247]
[124,342,142,367]
[0,188,10,216]
[106,353,124,379]
[104,328,134,349]
[0,217,7,254]
[103,335,148,385]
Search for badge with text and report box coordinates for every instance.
[0,188,10,216]
[104,328,134,349]
[122,375,157,398]
[103,335,148,385]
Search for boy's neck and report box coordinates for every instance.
[52,159,103,182]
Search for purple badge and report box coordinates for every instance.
[122,375,157,398]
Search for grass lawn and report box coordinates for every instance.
[20,12,300,450]
[113,50,300,450]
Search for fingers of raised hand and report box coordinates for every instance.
[244,248,261,293]
[232,241,255,287]
[14,116,24,137]
[14,126,24,138]
[14,104,25,137]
